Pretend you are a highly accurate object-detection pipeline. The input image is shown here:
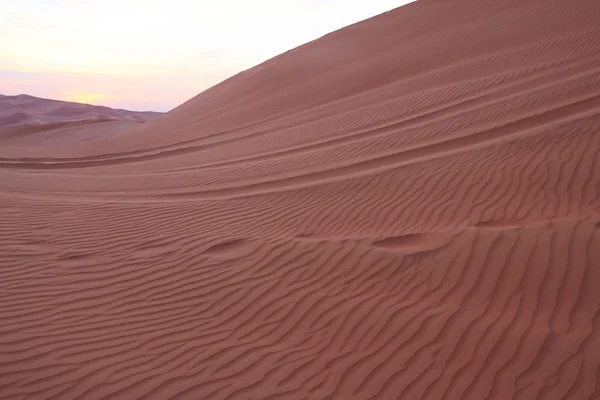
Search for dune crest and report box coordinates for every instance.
[1,0,600,399]
[0,94,161,133]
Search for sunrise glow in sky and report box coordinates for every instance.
[0,1,412,111]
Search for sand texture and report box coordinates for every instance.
[1,0,600,399]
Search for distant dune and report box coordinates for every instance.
[1,0,600,399]
[0,93,161,132]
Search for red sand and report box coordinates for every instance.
[1,0,600,399]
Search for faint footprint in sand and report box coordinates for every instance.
[475,218,551,230]
[204,239,256,259]
[372,233,448,254]
[293,235,362,244]
[474,220,523,230]
[55,253,110,268]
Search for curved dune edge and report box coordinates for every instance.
[0,94,161,132]
[2,1,600,399]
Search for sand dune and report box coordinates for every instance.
[1,0,600,399]
[0,94,161,132]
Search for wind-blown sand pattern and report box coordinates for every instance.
[1,0,600,399]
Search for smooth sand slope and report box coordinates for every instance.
[0,120,144,148]
[1,0,600,399]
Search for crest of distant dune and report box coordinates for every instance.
[0,94,162,132]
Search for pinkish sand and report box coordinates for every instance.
[1,0,600,399]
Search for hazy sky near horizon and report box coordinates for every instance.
[0,0,412,111]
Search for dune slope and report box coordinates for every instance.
[1,0,600,399]
[0,120,143,148]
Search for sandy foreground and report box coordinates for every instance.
[1,0,600,399]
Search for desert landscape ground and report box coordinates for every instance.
[1,0,600,399]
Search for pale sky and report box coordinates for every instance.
[0,0,412,111]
